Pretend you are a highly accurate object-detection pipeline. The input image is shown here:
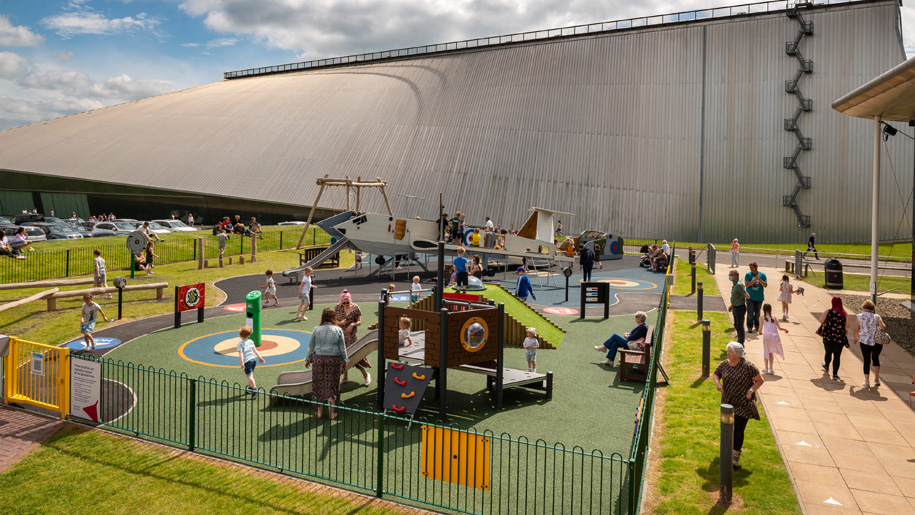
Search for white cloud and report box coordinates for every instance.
[182,36,238,49]
[0,51,32,78]
[42,9,160,38]
[52,51,75,62]
[0,15,45,47]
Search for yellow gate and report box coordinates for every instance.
[3,337,69,419]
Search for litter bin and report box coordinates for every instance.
[825,258,843,289]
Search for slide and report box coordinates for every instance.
[269,329,378,402]
[281,236,353,279]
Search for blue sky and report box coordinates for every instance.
[1,0,913,131]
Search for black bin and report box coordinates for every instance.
[825,258,843,289]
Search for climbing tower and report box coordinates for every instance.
[783,2,814,228]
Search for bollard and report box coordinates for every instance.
[701,319,710,377]
[239,256,245,265]
[688,247,696,265]
[229,257,233,265]
[697,282,704,321]
[691,263,697,294]
[720,404,734,505]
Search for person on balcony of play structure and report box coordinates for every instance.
[335,290,371,386]
[594,311,648,366]
[514,267,536,302]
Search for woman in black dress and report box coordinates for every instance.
[713,342,764,470]
[818,296,849,380]
[470,255,483,280]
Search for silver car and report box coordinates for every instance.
[152,219,198,232]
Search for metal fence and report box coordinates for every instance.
[71,355,635,514]
[0,227,331,283]
[626,243,673,512]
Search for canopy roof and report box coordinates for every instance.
[832,56,915,121]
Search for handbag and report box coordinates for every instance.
[874,328,891,345]
[815,324,824,336]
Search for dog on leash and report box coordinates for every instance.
[795,286,805,296]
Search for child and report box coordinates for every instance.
[730,238,740,268]
[515,266,536,301]
[758,303,788,375]
[523,327,539,372]
[471,227,481,247]
[144,241,158,275]
[236,326,266,399]
[386,283,396,306]
[80,293,109,350]
[296,267,314,320]
[411,276,421,306]
[93,249,111,299]
[453,247,468,294]
[777,275,795,320]
[354,250,363,269]
[218,229,230,259]
[398,317,413,347]
[444,265,457,288]
[261,270,278,306]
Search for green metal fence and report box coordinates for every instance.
[625,243,673,512]
[72,355,634,514]
[0,227,331,283]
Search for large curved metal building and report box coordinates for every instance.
[1,0,911,243]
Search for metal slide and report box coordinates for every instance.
[281,236,353,280]
[269,329,378,402]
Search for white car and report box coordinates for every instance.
[278,221,307,225]
[153,219,198,232]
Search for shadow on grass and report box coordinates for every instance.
[697,457,753,513]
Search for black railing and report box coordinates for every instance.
[72,355,633,514]
[224,1,856,80]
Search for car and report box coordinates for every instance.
[143,221,172,235]
[0,224,47,242]
[74,221,117,238]
[0,216,14,225]
[94,221,138,236]
[22,222,84,239]
[152,220,197,232]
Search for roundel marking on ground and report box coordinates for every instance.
[179,329,310,368]
[543,307,579,316]
[223,303,246,312]
[64,337,122,350]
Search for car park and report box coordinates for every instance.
[22,222,84,239]
[152,219,197,232]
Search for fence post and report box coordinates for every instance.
[697,282,704,321]
[280,231,283,249]
[312,228,316,245]
[240,235,245,255]
[691,263,696,295]
[65,249,70,277]
[701,320,710,377]
[719,403,734,505]
[192,239,197,262]
[375,413,385,498]
[188,378,197,452]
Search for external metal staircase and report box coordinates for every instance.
[783,2,813,228]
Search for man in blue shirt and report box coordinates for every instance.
[743,262,767,334]
[594,311,649,366]
[515,267,536,301]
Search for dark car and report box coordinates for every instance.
[22,222,84,240]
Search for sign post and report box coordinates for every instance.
[579,282,610,319]
[175,283,206,329]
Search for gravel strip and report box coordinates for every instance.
[836,293,915,358]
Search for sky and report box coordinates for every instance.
[1,0,914,131]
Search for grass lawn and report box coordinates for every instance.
[672,257,721,297]
[677,242,913,261]
[0,425,413,515]
[0,248,355,346]
[794,271,911,295]
[644,311,801,514]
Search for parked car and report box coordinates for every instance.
[0,216,14,225]
[75,221,117,238]
[94,221,138,236]
[143,221,172,235]
[0,224,47,242]
[22,222,84,239]
[152,219,197,232]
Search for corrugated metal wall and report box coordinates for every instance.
[0,1,910,243]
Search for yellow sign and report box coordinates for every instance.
[421,425,491,491]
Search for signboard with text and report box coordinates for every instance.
[70,359,102,422]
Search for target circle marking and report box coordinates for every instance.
[180,329,311,367]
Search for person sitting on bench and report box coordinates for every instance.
[594,311,649,366]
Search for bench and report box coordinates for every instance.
[46,283,168,311]
[298,246,340,268]
[618,325,655,383]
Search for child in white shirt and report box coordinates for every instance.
[398,317,413,347]
[523,327,539,372]
[411,276,422,306]
[261,270,278,306]
[297,267,314,320]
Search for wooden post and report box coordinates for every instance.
[296,183,326,249]
[197,237,204,270]
[0,288,58,313]
[251,233,257,263]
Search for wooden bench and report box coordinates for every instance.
[46,283,168,311]
[298,246,340,268]
[619,325,655,383]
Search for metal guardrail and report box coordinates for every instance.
[224,1,861,80]
[70,354,633,514]
[0,227,331,283]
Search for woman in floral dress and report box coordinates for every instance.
[335,290,372,385]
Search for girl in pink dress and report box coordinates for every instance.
[758,303,788,375]
[730,239,740,268]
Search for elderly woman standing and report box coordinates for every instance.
[335,290,372,385]
[819,296,849,381]
[853,300,887,388]
[305,308,349,420]
[713,342,764,470]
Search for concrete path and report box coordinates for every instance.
[711,266,915,514]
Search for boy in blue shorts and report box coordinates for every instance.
[453,247,468,293]
[237,326,266,399]
[80,293,109,350]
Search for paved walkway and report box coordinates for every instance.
[0,404,65,473]
[711,266,915,514]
